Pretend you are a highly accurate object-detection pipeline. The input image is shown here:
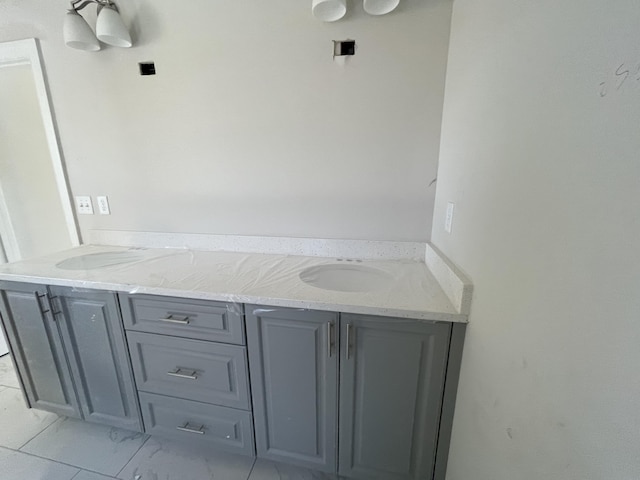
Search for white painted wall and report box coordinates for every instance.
[0,64,72,260]
[433,1,640,479]
[0,0,451,242]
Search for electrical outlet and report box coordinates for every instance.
[445,202,455,233]
[75,196,93,215]
[96,196,110,215]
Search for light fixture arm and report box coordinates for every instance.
[68,0,118,13]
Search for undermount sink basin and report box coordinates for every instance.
[56,251,147,270]
[299,264,394,293]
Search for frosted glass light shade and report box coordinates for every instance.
[363,0,400,15]
[312,0,347,22]
[96,6,132,48]
[64,11,100,51]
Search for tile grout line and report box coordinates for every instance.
[16,415,63,451]
[5,444,118,478]
[1,444,82,476]
[2,363,120,478]
[9,416,130,479]
[8,429,263,480]
[115,434,151,478]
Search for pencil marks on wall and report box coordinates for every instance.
[599,60,640,97]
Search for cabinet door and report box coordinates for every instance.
[0,281,80,418]
[50,287,142,431]
[246,305,338,472]
[339,315,451,480]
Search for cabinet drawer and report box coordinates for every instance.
[119,294,245,345]
[139,392,255,457]
[128,332,251,410]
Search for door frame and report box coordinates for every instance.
[0,38,80,261]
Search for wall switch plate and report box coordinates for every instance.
[75,196,93,215]
[445,202,455,233]
[96,196,110,215]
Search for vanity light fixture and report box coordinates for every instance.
[363,0,400,16]
[312,0,347,22]
[312,0,400,22]
[64,0,132,51]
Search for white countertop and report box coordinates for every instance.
[0,245,469,323]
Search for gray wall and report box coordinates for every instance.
[432,0,640,478]
[0,0,452,242]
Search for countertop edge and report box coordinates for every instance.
[0,272,469,324]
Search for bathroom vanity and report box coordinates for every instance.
[0,245,470,480]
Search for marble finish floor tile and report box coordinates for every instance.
[0,354,20,388]
[0,445,79,479]
[249,459,340,480]
[0,386,59,449]
[118,436,255,480]
[73,470,118,480]
[21,417,148,476]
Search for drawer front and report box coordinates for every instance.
[120,294,245,345]
[128,332,251,410]
[139,392,255,457]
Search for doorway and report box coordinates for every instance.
[0,39,79,264]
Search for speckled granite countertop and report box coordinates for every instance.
[0,245,470,323]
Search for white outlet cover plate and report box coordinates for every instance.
[75,196,93,215]
[96,196,110,215]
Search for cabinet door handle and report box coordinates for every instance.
[346,323,354,359]
[36,293,50,314]
[45,294,63,318]
[158,314,190,325]
[327,321,333,358]
[176,422,205,435]
[167,368,198,380]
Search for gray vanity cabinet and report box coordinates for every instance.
[246,305,339,473]
[0,281,81,418]
[247,305,458,480]
[338,315,451,480]
[0,282,141,431]
[49,286,142,431]
[0,278,464,480]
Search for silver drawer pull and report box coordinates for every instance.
[176,422,205,435]
[167,368,198,380]
[158,314,190,325]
